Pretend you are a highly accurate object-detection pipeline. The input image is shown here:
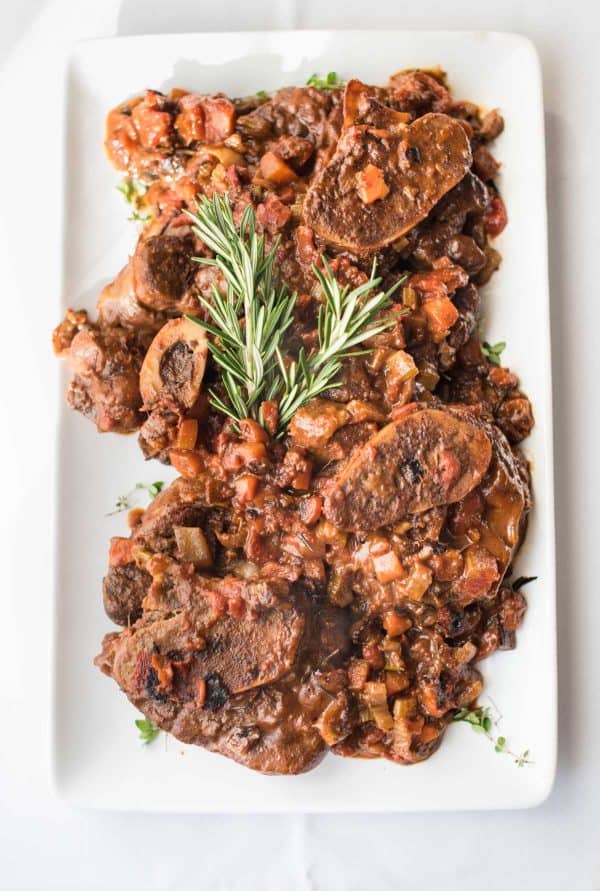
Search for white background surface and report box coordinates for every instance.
[0,0,598,888]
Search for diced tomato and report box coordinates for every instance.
[355,163,390,204]
[131,92,172,150]
[202,96,235,142]
[256,194,292,232]
[296,226,319,267]
[175,94,206,144]
[421,296,459,342]
[483,194,508,237]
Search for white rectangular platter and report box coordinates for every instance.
[53,30,556,811]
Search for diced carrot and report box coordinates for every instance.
[196,678,207,707]
[176,418,198,450]
[150,653,174,691]
[222,441,268,471]
[260,400,279,437]
[383,610,412,636]
[298,495,322,526]
[385,671,410,695]
[234,474,259,504]
[420,723,441,743]
[291,466,312,491]
[238,418,269,443]
[108,537,133,567]
[355,163,390,204]
[390,401,418,421]
[170,448,205,478]
[421,296,459,342]
[259,151,298,184]
[373,550,406,584]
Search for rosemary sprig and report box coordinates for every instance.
[185,194,296,425]
[185,194,404,434]
[276,258,404,431]
[453,705,532,767]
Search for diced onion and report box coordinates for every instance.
[174,526,212,567]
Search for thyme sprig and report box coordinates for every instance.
[108,481,165,515]
[453,705,532,768]
[186,194,403,435]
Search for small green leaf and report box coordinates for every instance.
[482,716,492,733]
[256,89,270,99]
[117,178,147,203]
[128,210,151,223]
[109,481,165,515]
[471,724,486,734]
[482,340,507,366]
[306,71,343,90]
[135,718,161,745]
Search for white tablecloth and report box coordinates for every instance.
[1,1,598,888]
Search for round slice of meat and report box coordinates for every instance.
[304,105,472,253]
[132,220,201,313]
[323,407,492,531]
[139,317,208,410]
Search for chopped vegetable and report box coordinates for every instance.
[174,526,213,567]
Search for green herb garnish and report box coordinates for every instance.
[256,89,270,99]
[453,705,532,767]
[117,178,150,223]
[276,258,405,431]
[185,194,402,434]
[117,178,147,204]
[135,718,161,746]
[306,71,343,90]
[108,481,165,515]
[185,194,296,427]
[482,340,506,366]
[128,210,151,223]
